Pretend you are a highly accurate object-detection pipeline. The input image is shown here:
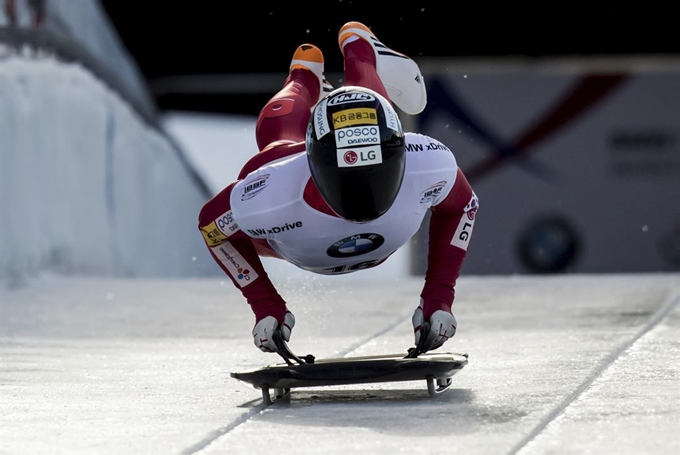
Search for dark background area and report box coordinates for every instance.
[100,2,676,116]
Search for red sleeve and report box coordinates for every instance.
[420,168,478,319]
[197,183,288,323]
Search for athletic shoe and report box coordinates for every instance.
[290,43,334,104]
[338,21,427,115]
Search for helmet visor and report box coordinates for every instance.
[310,151,405,222]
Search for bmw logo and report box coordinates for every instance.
[327,233,385,258]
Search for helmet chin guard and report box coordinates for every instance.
[306,86,406,222]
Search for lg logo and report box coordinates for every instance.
[343,151,358,164]
[339,147,381,167]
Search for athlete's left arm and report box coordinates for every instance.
[419,167,479,321]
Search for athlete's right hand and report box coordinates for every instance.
[252,310,295,353]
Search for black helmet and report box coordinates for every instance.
[306,86,406,222]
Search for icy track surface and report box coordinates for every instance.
[1,273,679,455]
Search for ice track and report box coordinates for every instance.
[1,273,679,455]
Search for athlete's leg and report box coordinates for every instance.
[339,36,390,100]
[255,44,326,150]
[254,69,318,151]
[338,22,427,115]
[238,45,328,179]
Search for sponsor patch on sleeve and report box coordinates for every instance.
[465,191,479,214]
[201,221,228,246]
[211,242,259,287]
[200,210,240,246]
[450,192,479,251]
[215,210,240,236]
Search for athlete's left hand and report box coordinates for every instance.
[411,299,457,352]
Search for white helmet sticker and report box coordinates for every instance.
[382,99,400,132]
[337,146,383,168]
[314,101,330,138]
[328,92,376,106]
[335,126,381,149]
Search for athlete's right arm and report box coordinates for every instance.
[197,182,293,352]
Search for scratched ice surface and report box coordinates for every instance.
[2,273,679,455]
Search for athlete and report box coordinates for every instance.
[198,21,479,355]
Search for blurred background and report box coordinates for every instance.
[100,3,679,115]
[2,1,679,289]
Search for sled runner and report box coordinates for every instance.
[231,323,469,404]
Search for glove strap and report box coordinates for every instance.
[404,321,431,359]
[272,328,314,365]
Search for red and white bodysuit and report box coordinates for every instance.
[198,36,478,325]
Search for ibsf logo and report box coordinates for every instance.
[241,174,270,201]
[419,181,447,203]
[328,92,375,106]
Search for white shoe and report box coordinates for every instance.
[290,43,334,104]
[338,21,427,115]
